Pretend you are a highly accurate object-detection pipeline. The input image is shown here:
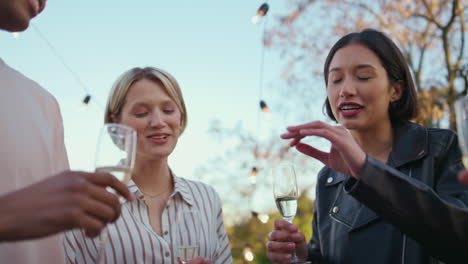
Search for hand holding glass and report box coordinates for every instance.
[272,164,310,264]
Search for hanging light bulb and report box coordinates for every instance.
[76,94,92,113]
[82,94,92,105]
[251,167,258,176]
[258,213,270,223]
[251,211,270,223]
[249,167,258,185]
[243,243,254,262]
[251,3,269,24]
[259,100,269,112]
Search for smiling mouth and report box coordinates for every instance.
[340,106,363,112]
[150,135,168,140]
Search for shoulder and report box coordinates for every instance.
[426,127,458,156]
[1,61,56,101]
[426,127,457,141]
[1,60,60,115]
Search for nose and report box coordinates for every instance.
[149,111,166,128]
[339,79,357,98]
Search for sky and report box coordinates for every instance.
[1,0,327,219]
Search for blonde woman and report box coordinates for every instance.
[65,67,232,264]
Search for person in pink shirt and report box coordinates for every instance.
[0,0,133,263]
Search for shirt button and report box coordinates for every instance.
[166,205,170,209]
[164,231,168,235]
[165,252,170,257]
[327,177,333,184]
[332,206,339,214]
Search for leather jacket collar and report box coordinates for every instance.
[389,122,428,168]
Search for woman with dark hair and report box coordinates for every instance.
[266,29,468,264]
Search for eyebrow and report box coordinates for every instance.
[130,100,176,108]
[329,64,377,73]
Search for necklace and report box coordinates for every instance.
[139,182,172,199]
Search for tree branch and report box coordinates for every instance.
[455,3,465,72]
[443,0,460,30]
[412,13,443,28]
[420,0,443,28]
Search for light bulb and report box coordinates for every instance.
[245,251,254,262]
[251,15,261,24]
[259,214,269,223]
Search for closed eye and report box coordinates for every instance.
[163,109,175,114]
[134,112,148,117]
[332,79,342,84]
[358,77,371,81]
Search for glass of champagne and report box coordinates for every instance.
[456,97,468,167]
[272,163,310,264]
[95,123,136,264]
[95,123,136,189]
[176,210,201,264]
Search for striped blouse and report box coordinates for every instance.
[64,175,232,264]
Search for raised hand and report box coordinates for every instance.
[266,219,308,264]
[0,170,134,241]
[281,121,366,179]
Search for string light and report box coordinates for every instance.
[260,100,269,112]
[82,95,92,105]
[251,211,269,223]
[251,3,269,24]
[31,23,103,109]
[249,167,258,185]
[258,213,269,223]
[251,167,258,176]
[243,243,254,262]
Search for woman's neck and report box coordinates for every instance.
[131,157,173,195]
[350,121,394,163]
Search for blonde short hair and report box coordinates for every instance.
[104,67,187,134]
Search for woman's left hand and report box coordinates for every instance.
[281,121,366,179]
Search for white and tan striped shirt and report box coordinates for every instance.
[64,175,232,264]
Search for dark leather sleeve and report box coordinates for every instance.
[343,132,468,263]
[307,209,322,263]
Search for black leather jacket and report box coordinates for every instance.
[307,122,468,264]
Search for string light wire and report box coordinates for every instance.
[31,23,104,109]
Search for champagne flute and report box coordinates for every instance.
[176,210,201,264]
[271,164,310,264]
[95,123,137,190]
[456,97,468,167]
[95,123,136,263]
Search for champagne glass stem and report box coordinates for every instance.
[283,216,299,264]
